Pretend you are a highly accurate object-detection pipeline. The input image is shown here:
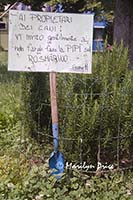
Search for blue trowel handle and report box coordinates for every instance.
[50,73,59,154]
[52,123,59,153]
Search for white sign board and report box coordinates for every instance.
[8,10,93,73]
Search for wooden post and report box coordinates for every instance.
[49,72,59,153]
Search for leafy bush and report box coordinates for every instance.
[57,43,133,165]
[20,72,51,141]
[19,44,133,166]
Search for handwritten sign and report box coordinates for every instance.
[8,10,93,73]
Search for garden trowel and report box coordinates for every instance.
[49,72,64,178]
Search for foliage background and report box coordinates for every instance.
[1,0,115,18]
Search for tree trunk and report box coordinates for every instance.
[113,0,133,69]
